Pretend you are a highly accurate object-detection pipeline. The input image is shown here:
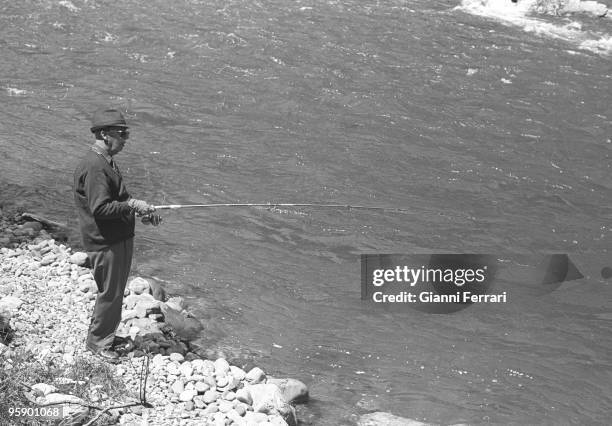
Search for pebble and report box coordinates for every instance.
[171,380,185,395]
[218,399,233,413]
[236,388,253,405]
[179,361,193,377]
[216,375,229,388]
[214,358,230,375]
[195,381,210,394]
[179,389,197,402]
[69,252,88,266]
[202,390,218,404]
[169,352,185,363]
[245,367,266,384]
[166,362,181,376]
[40,254,56,266]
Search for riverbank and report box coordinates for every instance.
[0,207,307,425]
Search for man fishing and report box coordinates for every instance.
[74,107,162,362]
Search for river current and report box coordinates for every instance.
[1,0,611,424]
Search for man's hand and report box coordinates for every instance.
[141,214,163,226]
[128,199,156,216]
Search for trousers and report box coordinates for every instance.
[86,238,134,351]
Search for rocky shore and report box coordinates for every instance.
[0,209,308,425]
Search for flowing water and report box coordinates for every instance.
[1,0,612,424]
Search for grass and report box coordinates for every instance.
[0,348,131,425]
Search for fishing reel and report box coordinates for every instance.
[140,214,163,226]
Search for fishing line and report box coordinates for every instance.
[153,203,411,214]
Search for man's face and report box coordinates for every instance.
[105,127,130,156]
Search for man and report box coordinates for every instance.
[74,108,161,361]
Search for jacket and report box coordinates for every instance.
[74,149,135,251]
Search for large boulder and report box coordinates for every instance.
[160,303,203,340]
[148,278,167,301]
[267,377,309,404]
[247,383,297,426]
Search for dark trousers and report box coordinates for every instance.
[86,238,133,351]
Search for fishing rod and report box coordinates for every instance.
[153,203,411,214]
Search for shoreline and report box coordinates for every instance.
[0,207,307,425]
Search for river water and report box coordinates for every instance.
[1,0,611,424]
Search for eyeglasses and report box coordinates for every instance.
[111,129,130,138]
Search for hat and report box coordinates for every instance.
[90,108,128,133]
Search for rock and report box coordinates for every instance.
[202,390,218,404]
[226,408,243,423]
[249,384,297,426]
[244,412,269,423]
[124,293,155,310]
[40,254,57,266]
[169,352,184,363]
[234,403,246,416]
[171,380,185,395]
[195,381,210,394]
[193,395,206,409]
[22,221,43,232]
[179,389,197,402]
[0,296,24,311]
[32,383,57,396]
[214,358,230,375]
[69,252,88,266]
[269,417,290,426]
[165,296,185,311]
[77,273,94,283]
[166,362,181,376]
[266,377,309,404]
[128,318,162,335]
[230,365,246,381]
[358,412,433,426]
[128,277,150,295]
[184,351,199,361]
[151,353,166,368]
[218,399,233,413]
[179,361,193,377]
[236,388,252,405]
[245,367,266,384]
[134,299,162,318]
[160,303,203,340]
[121,309,138,322]
[148,313,163,321]
[216,375,229,388]
[148,278,166,301]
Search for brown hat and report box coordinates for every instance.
[90,108,128,133]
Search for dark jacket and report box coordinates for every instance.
[74,150,135,251]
